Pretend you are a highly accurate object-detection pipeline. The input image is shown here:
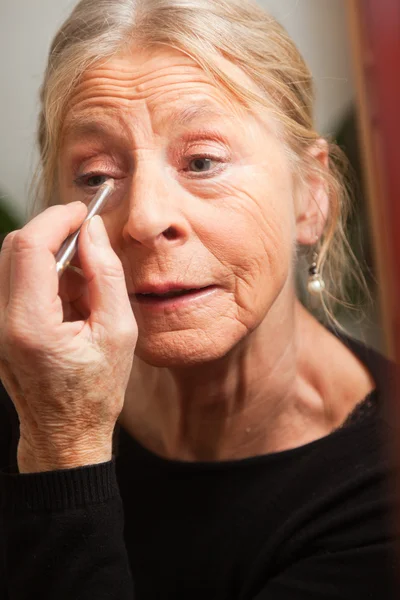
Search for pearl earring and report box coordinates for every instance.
[307,241,325,296]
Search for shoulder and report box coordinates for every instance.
[267,323,400,555]
[325,326,399,430]
[255,404,400,597]
[241,371,400,598]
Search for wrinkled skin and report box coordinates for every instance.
[59,47,296,367]
[0,45,375,467]
[0,205,137,471]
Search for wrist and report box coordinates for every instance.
[17,433,113,474]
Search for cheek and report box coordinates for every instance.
[193,168,295,311]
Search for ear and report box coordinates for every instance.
[295,139,330,246]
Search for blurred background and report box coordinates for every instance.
[0,0,395,352]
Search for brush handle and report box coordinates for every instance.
[55,183,114,278]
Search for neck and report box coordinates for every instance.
[118,298,374,462]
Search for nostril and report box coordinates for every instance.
[163,226,179,241]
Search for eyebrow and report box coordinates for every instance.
[61,110,130,144]
[164,104,234,127]
[61,103,239,144]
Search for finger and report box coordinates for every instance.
[77,215,137,337]
[0,231,19,312]
[8,202,88,325]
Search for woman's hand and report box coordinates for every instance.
[0,202,137,473]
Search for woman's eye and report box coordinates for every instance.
[189,158,213,172]
[184,156,224,177]
[75,173,110,188]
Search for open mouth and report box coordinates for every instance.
[134,285,217,306]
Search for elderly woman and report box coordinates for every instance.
[0,0,398,598]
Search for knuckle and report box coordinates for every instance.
[1,230,19,252]
[13,230,42,253]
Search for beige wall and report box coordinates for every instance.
[261,0,354,135]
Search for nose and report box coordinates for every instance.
[122,163,189,250]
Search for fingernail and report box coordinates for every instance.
[88,215,109,246]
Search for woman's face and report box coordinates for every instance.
[58,46,299,366]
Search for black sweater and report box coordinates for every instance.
[0,332,400,599]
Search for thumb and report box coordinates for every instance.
[78,215,135,335]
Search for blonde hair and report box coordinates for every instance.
[30,0,367,327]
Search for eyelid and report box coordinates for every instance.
[170,131,232,161]
[75,169,110,179]
[73,171,117,193]
[71,152,126,179]
[180,140,231,159]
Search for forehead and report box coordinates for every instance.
[61,44,273,142]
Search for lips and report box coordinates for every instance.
[134,283,212,297]
[137,288,205,299]
[131,285,218,308]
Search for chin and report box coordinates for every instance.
[134,328,245,368]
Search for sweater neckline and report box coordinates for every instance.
[117,389,379,472]
[117,330,389,471]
